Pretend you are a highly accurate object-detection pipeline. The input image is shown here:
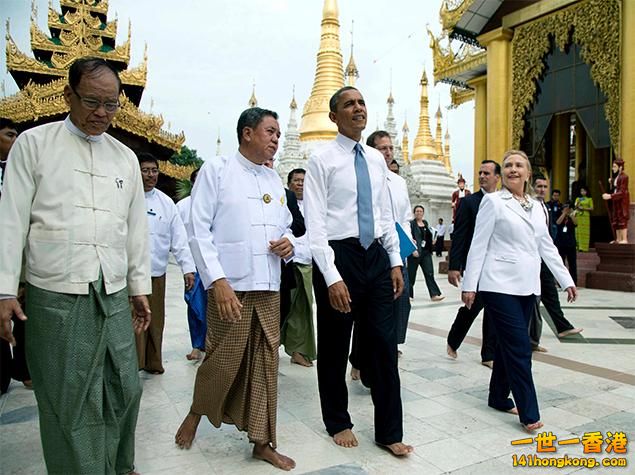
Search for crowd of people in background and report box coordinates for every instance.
[2,56,632,473]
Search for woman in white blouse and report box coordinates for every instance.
[461,150,577,432]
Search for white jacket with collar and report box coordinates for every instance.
[187,152,293,292]
[462,189,574,296]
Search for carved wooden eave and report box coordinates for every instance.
[0,82,184,153]
[46,7,117,42]
[113,94,185,152]
[440,0,475,31]
[450,85,475,107]
[60,0,109,16]
[158,161,198,181]
[428,27,486,86]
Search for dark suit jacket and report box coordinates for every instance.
[448,189,484,272]
[281,188,305,291]
[410,219,434,253]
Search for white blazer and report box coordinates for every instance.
[462,189,575,296]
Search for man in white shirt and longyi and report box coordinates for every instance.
[175,107,296,471]
[304,86,413,456]
[136,153,195,374]
[0,57,151,474]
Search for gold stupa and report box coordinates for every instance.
[299,0,345,142]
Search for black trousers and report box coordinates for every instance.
[434,236,445,256]
[446,292,496,362]
[482,292,540,425]
[558,245,577,286]
[313,239,403,445]
[529,262,575,345]
[407,250,441,298]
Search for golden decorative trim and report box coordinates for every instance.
[159,161,197,181]
[450,85,475,106]
[428,27,486,84]
[47,6,117,39]
[60,0,109,16]
[511,0,621,151]
[0,84,184,153]
[113,94,185,152]
[439,0,475,31]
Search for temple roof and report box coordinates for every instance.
[1,0,186,176]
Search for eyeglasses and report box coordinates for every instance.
[71,86,120,113]
[140,168,159,176]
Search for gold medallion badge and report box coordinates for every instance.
[280,195,285,205]
[263,193,272,204]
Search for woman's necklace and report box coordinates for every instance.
[513,194,533,211]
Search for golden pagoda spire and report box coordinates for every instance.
[411,68,439,161]
[434,103,444,158]
[248,81,258,108]
[402,117,410,164]
[299,0,345,142]
[345,20,359,87]
[443,122,452,172]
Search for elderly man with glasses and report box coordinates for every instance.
[0,56,151,475]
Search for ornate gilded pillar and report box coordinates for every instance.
[478,27,513,164]
[621,0,635,198]
[575,120,586,182]
[467,75,487,189]
[551,114,570,201]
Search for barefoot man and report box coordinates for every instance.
[0,57,151,474]
[175,107,296,470]
[304,87,413,456]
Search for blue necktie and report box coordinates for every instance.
[354,143,374,249]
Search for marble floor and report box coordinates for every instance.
[1,256,634,474]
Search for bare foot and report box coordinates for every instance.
[481,360,493,369]
[175,411,202,449]
[506,407,519,415]
[333,428,358,448]
[22,379,33,389]
[522,421,544,433]
[128,471,140,475]
[291,352,313,367]
[532,345,548,353]
[186,348,203,361]
[350,367,360,380]
[253,443,296,471]
[446,344,457,359]
[431,295,445,302]
[558,328,583,338]
[377,442,414,456]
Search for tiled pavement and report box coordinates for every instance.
[1,256,634,474]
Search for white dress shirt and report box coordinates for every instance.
[188,152,293,291]
[292,199,312,265]
[462,189,575,296]
[436,223,446,237]
[176,195,192,238]
[304,133,402,287]
[0,117,150,296]
[386,171,414,241]
[145,188,195,277]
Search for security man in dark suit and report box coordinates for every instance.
[446,160,500,367]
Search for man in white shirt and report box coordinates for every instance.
[350,131,413,380]
[304,87,413,456]
[281,168,316,367]
[136,153,195,374]
[176,168,208,362]
[0,57,151,475]
[175,107,296,471]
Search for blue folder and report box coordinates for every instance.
[396,222,416,260]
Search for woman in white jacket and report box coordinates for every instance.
[461,150,577,432]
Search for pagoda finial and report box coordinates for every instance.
[216,128,222,156]
[1,81,5,98]
[345,20,359,87]
[6,19,10,38]
[402,115,410,164]
[384,85,397,141]
[411,67,439,162]
[299,0,344,142]
[248,81,258,108]
[31,0,38,21]
[290,85,297,110]
[128,19,132,41]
